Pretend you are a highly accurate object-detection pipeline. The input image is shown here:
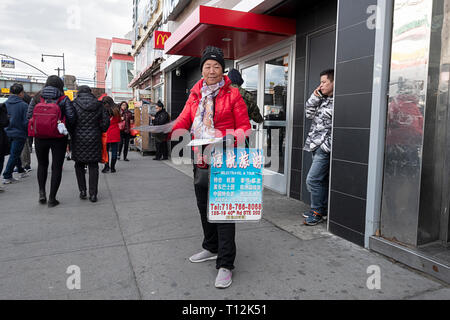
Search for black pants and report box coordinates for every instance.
[118,132,131,159]
[35,137,67,201]
[0,154,4,176]
[75,162,99,196]
[105,142,118,170]
[155,141,168,159]
[194,167,236,270]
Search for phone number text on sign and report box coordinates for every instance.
[208,148,263,223]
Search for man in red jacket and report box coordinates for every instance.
[171,46,251,289]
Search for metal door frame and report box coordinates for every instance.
[236,38,296,195]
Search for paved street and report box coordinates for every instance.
[0,150,449,300]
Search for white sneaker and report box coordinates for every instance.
[19,172,29,179]
[189,249,217,263]
[215,268,232,289]
[3,178,19,184]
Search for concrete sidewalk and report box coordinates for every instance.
[0,150,448,300]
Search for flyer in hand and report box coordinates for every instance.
[208,148,264,223]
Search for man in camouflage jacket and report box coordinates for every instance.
[303,69,334,226]
[228,68,263,124]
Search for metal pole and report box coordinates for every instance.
[62,53,65,77]
[364,0,394,248]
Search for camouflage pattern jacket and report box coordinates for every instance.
[304,93,334,153]
[231,84,264,124]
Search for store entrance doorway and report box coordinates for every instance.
[237,45,294,194]
[301,26,336,204]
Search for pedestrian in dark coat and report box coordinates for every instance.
[72,86,110,202]
[0,102,9,193]
[151,100,170,160]
[27,75,77,207]
[3,83,29,184]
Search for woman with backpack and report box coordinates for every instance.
[72,86,110,202]
[101,96,120,173]
[27,75,76,207]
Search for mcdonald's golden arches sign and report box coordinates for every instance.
[154,31,171,50]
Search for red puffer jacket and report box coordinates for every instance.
[171,76,251,138]
[107,115,121,143]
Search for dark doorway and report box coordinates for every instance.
[301,27,336,204]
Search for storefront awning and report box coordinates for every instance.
[164,6,296,60]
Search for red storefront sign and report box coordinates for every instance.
[154,31,171,50]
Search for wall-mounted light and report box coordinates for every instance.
[175,68,181,77]
[222,38,232,42]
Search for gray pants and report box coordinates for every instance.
[21,138,32,168]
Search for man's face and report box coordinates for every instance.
[202,60,223,86]
[121,103,127,111]
[320,75,334,96]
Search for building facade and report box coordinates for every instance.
[95,38,112,89]
[103,38,134,103]
[129,0,166,103]
[129,0,450,284]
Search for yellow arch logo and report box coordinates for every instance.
[154,31,171,50]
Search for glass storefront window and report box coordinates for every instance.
[153,84,163,103]
[112,60,134,92]
[263,55,289,174]
[264,56,288,121]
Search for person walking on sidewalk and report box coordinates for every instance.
[20,93,33,173]
[170,46,251,289]
[72,86,110,203]
[102,96,120,173]
[0,102,10,193]
[27,75,77,207]
[2,83,29,185]
[302,69,334,226]
[151,100,170,160]
[118,101,133,161]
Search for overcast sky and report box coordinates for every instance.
[0,0,133,84]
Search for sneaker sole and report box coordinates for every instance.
[303,213,327,220]
[189,255,217,263]
[304,219,324,226]
[215,279,232,289]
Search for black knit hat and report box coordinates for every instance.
[200,46,225,72]
[228,68,244,86]
[156,100,164,109]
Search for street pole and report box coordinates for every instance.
[41,53,65,78]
